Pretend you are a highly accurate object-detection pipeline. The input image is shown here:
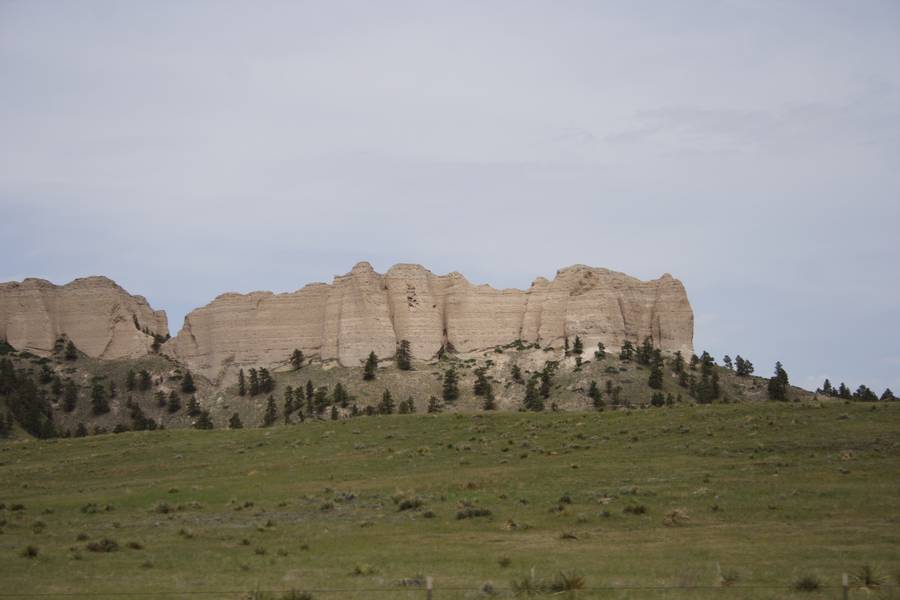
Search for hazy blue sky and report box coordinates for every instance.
[2,1,898,394]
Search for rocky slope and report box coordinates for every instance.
[163,262,694,381]
[0,277,168,359]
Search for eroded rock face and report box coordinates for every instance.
[164,262,693,381]
[0,276,168,359]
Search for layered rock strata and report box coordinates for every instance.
[163,262,693,381]
[0,276,169,359]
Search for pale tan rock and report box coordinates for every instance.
[164,262,694,381]
[0,276,168,359]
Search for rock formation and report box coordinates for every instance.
[163,262,693,381]
[0,276,168,359]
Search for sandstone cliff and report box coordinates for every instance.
[0,276,169,359]
[163,263,693,381]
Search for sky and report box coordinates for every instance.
[1,1,899,394]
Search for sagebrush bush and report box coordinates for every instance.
[792,575,820,592]
[86,538,118,552]
[20,545,39,558]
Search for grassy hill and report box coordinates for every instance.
[1,401,898,598]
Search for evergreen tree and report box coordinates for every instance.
[75,422,88,437]
[332,382,348,407]
[363,351,378,380]
[166,390,181,413]
[378,389,394,415]
[139,369,152,391]
[314,386,329,415]
[838,382,852,399]
[689,353,700,371]
[594,341,606,360]
[767,361,789,401]
[636,336,654,365]
[648,359,664,389]
[427,395,442,413]
[442,367,459,402]
[482,384,496,410]
[330,404,339,420]
[564,336,570,356]
[881,388,896,402]
[39,364,53,384]
[91,382,110,415]
[258,368,274,394]
[248,368,260,396]
[619,340,635,361]
[238,368,246,396]
[523,376,543,411]
[672,351,685,374]
[65,340,78,361]
[155,390,167,407]
[181,370,196,394]
[63,379,78,412]
[193,410,213,429]
[263,396,278,426]
[538,361,558,400]
[126,369,136,391]
[228,412,243,429]
[722,355,733,370]
[854,385,879,402]
[588,380,604,409]
[819,379,834,396]
[651,392,666,407]
[306,379,314,402]
[108,380,117,399]
[186,395,201,417]
[473,367,490,396]
[511,364,523,383]
[396,339,412,370]
[51,376,63,398]
[572,336,583,356]
[734,356,754,377]
[290,349,305,370]
[283,386,294,416]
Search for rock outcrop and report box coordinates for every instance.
[164,262,693,381]
[0,276,168,359]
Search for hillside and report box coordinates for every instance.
[1,403,898,598]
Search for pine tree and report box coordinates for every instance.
[126,369,136,391]
[290,349,305,370]
[306,379,314,402]
[283,386,294,416]
[91,382,110,415]
[65,340,78,361]
[333,382,348,408]
[363,351,378,380]
[820,379,834,396]
[51,376,63,397]
[689,353,700,371]
[193,410,213,429]
[314,386,329,415]
[881,388,896,402]
[648,359,664,389]
[594,341,606,360]
[228,412,243,429]
[619,341,634,361]
[539,361,558,400]
[636,337,654,365]
[427,395,442,413]
[722,355,733,370]
[263,396,278,426]
[511,364,523,383]
[378,389,394,415]
[166,390,181,413]
[672,351,685,373]
[651,392,666,407]
[572,336,583,356]
[442,367,459,402]
[258,368,274,394]
[63,379,78,412]
[588,380,603,410]
[396,339,412,370]
[155,390,167,407]
[523,376,543,411]
[473,367,490,396]
[186,395,201,417]
[75,422,88,437]
[330,404,339,420]
[482,384,496,410]
[238,368,246,396]
[139,369,152,391]
[248,368,260,396]
[181,370,196,394]
[767,362,789,401]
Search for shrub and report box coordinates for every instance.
[86,538,118,552]
[498,556,512,568]
[397,497,424,511]
[623,504,647,515]
[353,563,377,576]
[76,533,89,541]
[853,565,885,589]
[663,508,690,526]
[456,507,492,520]
[152,502,173,514]
[126,541,144,550]
[21,545,39,558]
[792,575,820,592]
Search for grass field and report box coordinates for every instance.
[1,401,899,599]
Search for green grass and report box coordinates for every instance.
[1,401,898,598]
